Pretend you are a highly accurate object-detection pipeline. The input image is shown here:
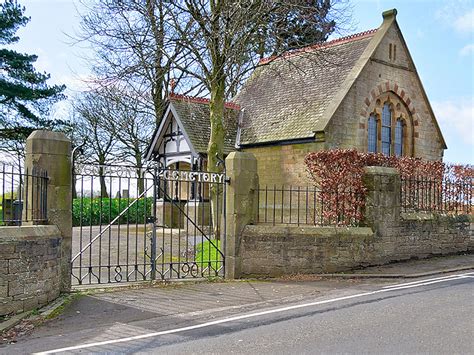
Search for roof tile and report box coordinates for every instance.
[170,96,239,154]
[236,32,374,145]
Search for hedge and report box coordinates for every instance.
[304,149,473,225]
[73,197,153,227]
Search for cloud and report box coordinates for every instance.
[454,9,474,33]
[460,43,474,56]
[436,2,474,33]
[432,98,474,146]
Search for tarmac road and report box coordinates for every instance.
[154,274,474,355]
[5,271,473,354]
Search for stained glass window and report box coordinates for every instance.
[368,115,377,153]
[381,103,391,155]
[395,119,403,156]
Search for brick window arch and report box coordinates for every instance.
[366,92,413,157]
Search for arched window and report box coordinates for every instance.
[395,118,403,156]
[381,103,391,155]
[366,92,413,157]
[368,114,377,153]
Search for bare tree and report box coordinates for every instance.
[168,0,349,167]
[74,0,197,127]
[72,90,118,198]
[100,85,155,194]
[72,0,350,236]
[167,0,349,237]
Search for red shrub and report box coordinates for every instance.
[305,149,473,224]
[305,150,367,226]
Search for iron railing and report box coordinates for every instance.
[71,163,226,285]
[257,185,364,226]
[401,176,473,215]
[0,163,48,226]
[71,163,155,285]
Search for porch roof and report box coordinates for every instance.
[146,94,240,160]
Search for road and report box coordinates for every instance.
[157,274,473,354]
[5,271,472,354]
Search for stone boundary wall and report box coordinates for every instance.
[239,215,472,277]
[225,157,473,278]
[0,225,62,316]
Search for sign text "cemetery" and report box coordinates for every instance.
[159,170,226,183]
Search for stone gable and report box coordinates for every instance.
[242,9,446,186]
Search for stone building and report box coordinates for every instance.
[146,9,446,187]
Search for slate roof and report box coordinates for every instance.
[169,94,240,154]
[235,30,376,145]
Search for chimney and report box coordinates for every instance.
[170,78,176,94]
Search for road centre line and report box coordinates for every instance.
[35,272,473,355]
[382,272,474,289]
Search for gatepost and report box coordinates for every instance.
[225,152,259,279]
[25,130,72,291]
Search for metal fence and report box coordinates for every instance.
[0,163,48,226]
[401,176,473,214]
[257,185,364,226]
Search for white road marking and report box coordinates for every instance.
[382,272,474,289]
[35,272,473,355]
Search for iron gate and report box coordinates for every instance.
[71,163,226,286]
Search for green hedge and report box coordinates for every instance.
[73,197,153,227]
[0,193,15,226]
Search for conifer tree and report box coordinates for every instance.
[0,0,66,157]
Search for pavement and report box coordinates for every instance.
[1,252,473,353]
[329,252,474,277]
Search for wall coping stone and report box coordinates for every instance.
[364,166,399,175]
[401,212,472,223]
[28,130,70,143]
[0,225,61,241]
[401,212,435,221]
[245,224,374,238]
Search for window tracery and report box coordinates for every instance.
[366,91,412,157]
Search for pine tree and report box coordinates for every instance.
[270,0,336,54]
[0,0,66,148]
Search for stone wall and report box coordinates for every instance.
[239,215,472,277]
[227,165,472,278]
[0,225,62,316]
[242,142,323,187]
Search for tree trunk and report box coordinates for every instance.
[98,164,108,198]
[72,172,77,199]
[135,153,144,195]
[147,0,166,128]
[208,76,226,240]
